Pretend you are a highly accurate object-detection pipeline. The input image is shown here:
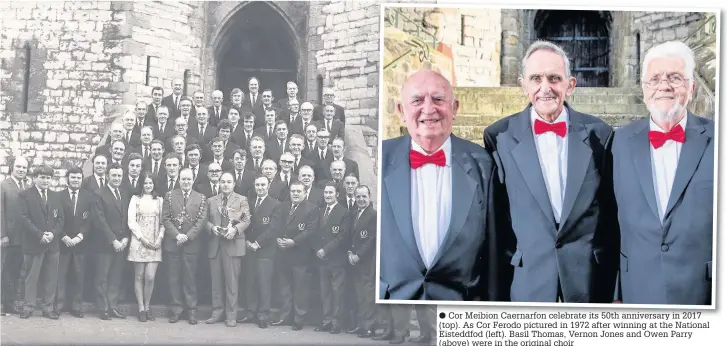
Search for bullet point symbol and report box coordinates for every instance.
[439,312,445,319]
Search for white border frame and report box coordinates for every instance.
[375,2,721,310]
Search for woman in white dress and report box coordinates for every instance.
[127,172,165,322]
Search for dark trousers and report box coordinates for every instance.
[1,245,24,310]
[243,256,274,321]
[167,252,199,315]
[209,250,241,321]
[390,305,413,337]
[390,305,436,338]
[20,251,60,313]
[95,252,125,312]
[343,267,358,329]
[56,252,85,311]
[276,258,310,325]
[319,264,346,327]
[354,259,376,330]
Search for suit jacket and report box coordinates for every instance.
[18,188,65,255]
[151,121,175,143]
[1,177,28,246]
[253,105,281,129]
[185,163,209,188]
[276,98,297,111]
[231,167,256,197]
[230,127,254,151]
[195,180,222,199]
[248,195,281,259]
[484,104,617,303]
[59,188,94,253]
[120,175,143,197]
[380,134,498,301]
[162,190,208,254]
[253,126,276,143]
[266,138,289,164]
[313,103,346,124]
[145,157,167,178]
[308,147,333,180]
[162,94,182,119]
[188,124,217,147]
[293,156,315,177]
[81,175,107,193]
[290,117,313,137]
[156,175,180,196]
[146,104,163,123]
[348,205,376,264]
[207,105,229,127]
[130,144,154,162]
[319,157,359,181]
[313,119,345,140]
[267,178,289,202]
[305,186,325,208]
[205,192,251,258]
[269,200,319,263]
[91,186,130,253]
[312,203,350,267]
[612,113,713,305]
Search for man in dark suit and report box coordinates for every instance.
[319,160,347,199]
[82,154,108,193]
[95,122,125,157]
[191,91,206,119]
[213,119,242,162]
[254,89,281,127]
[314,87,346,123]
[130,126,155,162]
[299,165,324,208]
[484,42,616,303]
[233,112,257,152]
[240,175,280,328]
[167,135,191,167]
[106,140,128,167]
[266,120,290,164]
[177,97,196,129]
[247,77,263,112]
[1,156,29,315]
[231,149,256,197]
[205,172,251,327]
[261,159,286,202]
[276,81,299,110]
[308,129,333,180]
[253,109,278,143]
[302,124,320,157]
[17,165,64,319]
[206,137,234,172]
[188,107,217,147]
[208,90,229,127]
[185,144,208,188]
[146,87,165,123]
[134,101,153,129]
[156,153,181,196]
[195,162,223,198]
[151,106,175,143]
[314,104,345,140]
[146,140,167,177]
[91,163,130,320]
[162,168,208,324]
[121,111,142,149]
[328,137,359,181]
[298,102,316,137]
[289,135,315,176]
[284,99,301,132]
[346,185,377,337]
[612,41,713,305]
[269,181,319,331]
[120,153,144,196]
[272,154,294,202]
[162,78,184,119]
[56,167,93,318]
[380,69,498,303]
[229,88,251,114]
[312,182,350,334]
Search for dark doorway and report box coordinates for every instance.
[216,2,299,102]
[535,10,611,87]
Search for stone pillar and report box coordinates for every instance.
[501,9,522,85]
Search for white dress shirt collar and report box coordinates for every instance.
[530,106,569,133]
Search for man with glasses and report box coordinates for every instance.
[276,153,296,201]
[611,41,714,305]
[302,124,319,157]
[299,102,315,134]
[196,162,223,198]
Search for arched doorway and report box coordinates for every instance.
[535,10,611,87]
[215,2,299,102]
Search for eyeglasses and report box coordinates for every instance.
[208,169,222,173]
[281,160,294,164]
[642,73,687,88]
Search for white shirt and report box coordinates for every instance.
[531,107,569,222]
[650,115,688,221]
[410,136,452,268]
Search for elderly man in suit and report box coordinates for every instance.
[484,41,617,303]
[162,78,184,119]
[82,154,108,192]
[347,185,378,338]
[612,41,714,305]
[56,167,94,318]
[1,156,29,315]
[380,69,498,301]
[92,163,130,320]
[205,172,251,327]
[17,165,65,319]
[162,168,208,324]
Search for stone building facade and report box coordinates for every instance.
[0,1,383,193]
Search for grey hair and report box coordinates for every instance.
[642,41,695,81]
[521,40,572,78]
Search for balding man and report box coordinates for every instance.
[162,78,185,118]
[1,156,30,315]
[95,122,126,157]
[277,81,299,110]
[208,90,228,127]
[485,41,616,303]
[314,87,345,123]
[380,69,499,302]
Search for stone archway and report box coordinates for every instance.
[213,1,301,101]
[534,10,612,87]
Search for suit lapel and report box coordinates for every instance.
[630,121,660,221]
[110,187,121,213]
[32,188,48,219]
[431,136,476,267]
[558,111,592,229]
[510,109,555,223]
[664,113,710,218]
[383,137,425,269]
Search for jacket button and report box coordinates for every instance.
[555,242,563,249]
[661,244,669,252]
[424,277,430,282]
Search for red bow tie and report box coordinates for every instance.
[534,119,567,137]
[410,149,446,169]
[648,124,685,149]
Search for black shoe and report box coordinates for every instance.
[347,326,362,334]
[373,330,394,340]
[3,306,19,315]
[70,310,84,318]
[271,319,289,326]
[314,323,332,332]
[138,311,147,322]
[237,316,255,323]
[100,312,111,320]
[409,336,432,344]
[42,311,59,320]
[258,320,268,329]
[389,335,406,344]
[109,309,126,319]
[146,310,155,321]
[330,326,341,334]
[358,330,375,338]
[19,310,31,319]
[169,314,180,323]
[188,311,197,325]
[292,323,303,331]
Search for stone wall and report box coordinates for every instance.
[0,1,126,183]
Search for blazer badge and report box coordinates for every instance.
[332,226,339,234]
[360,230,367,239]
[298,223,305,231]
[82,211,89,220]
[262,216,270,224]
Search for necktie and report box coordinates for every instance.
[114,188,120,201]
[289,203,298,217]
[144,146,149,159]
[175,95,179,109]
[192,168,197,181]
[283,172,289,185]
[534,119,567,137]
[252,95,256,105]
[213,184,218,196]
[255,197,262,210]
[348,198,354,210]
[200,125,205,136]
[303,121,308,130]
[319,150,324,161]
[237,172,242,185]
[168,180,174,191]
[279,140,284,150]
[324,205,331,223]
[268,126,272,137]
[100,177,105,187]
[649,124,686,149]
[42,189,47,204]
[255,159,260,169]
[326,120,331,132]
[410,149,446,169]
[153,161,159,175]
[71,190,77,216]
[127,132,131,143]
[19,180,25,190]
[183,192,188,206]
[354,209,363,228]
[132,178,136,188]
[247,133,251,144]
[221,195,229,227]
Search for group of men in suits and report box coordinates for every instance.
[380,39,714,342]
